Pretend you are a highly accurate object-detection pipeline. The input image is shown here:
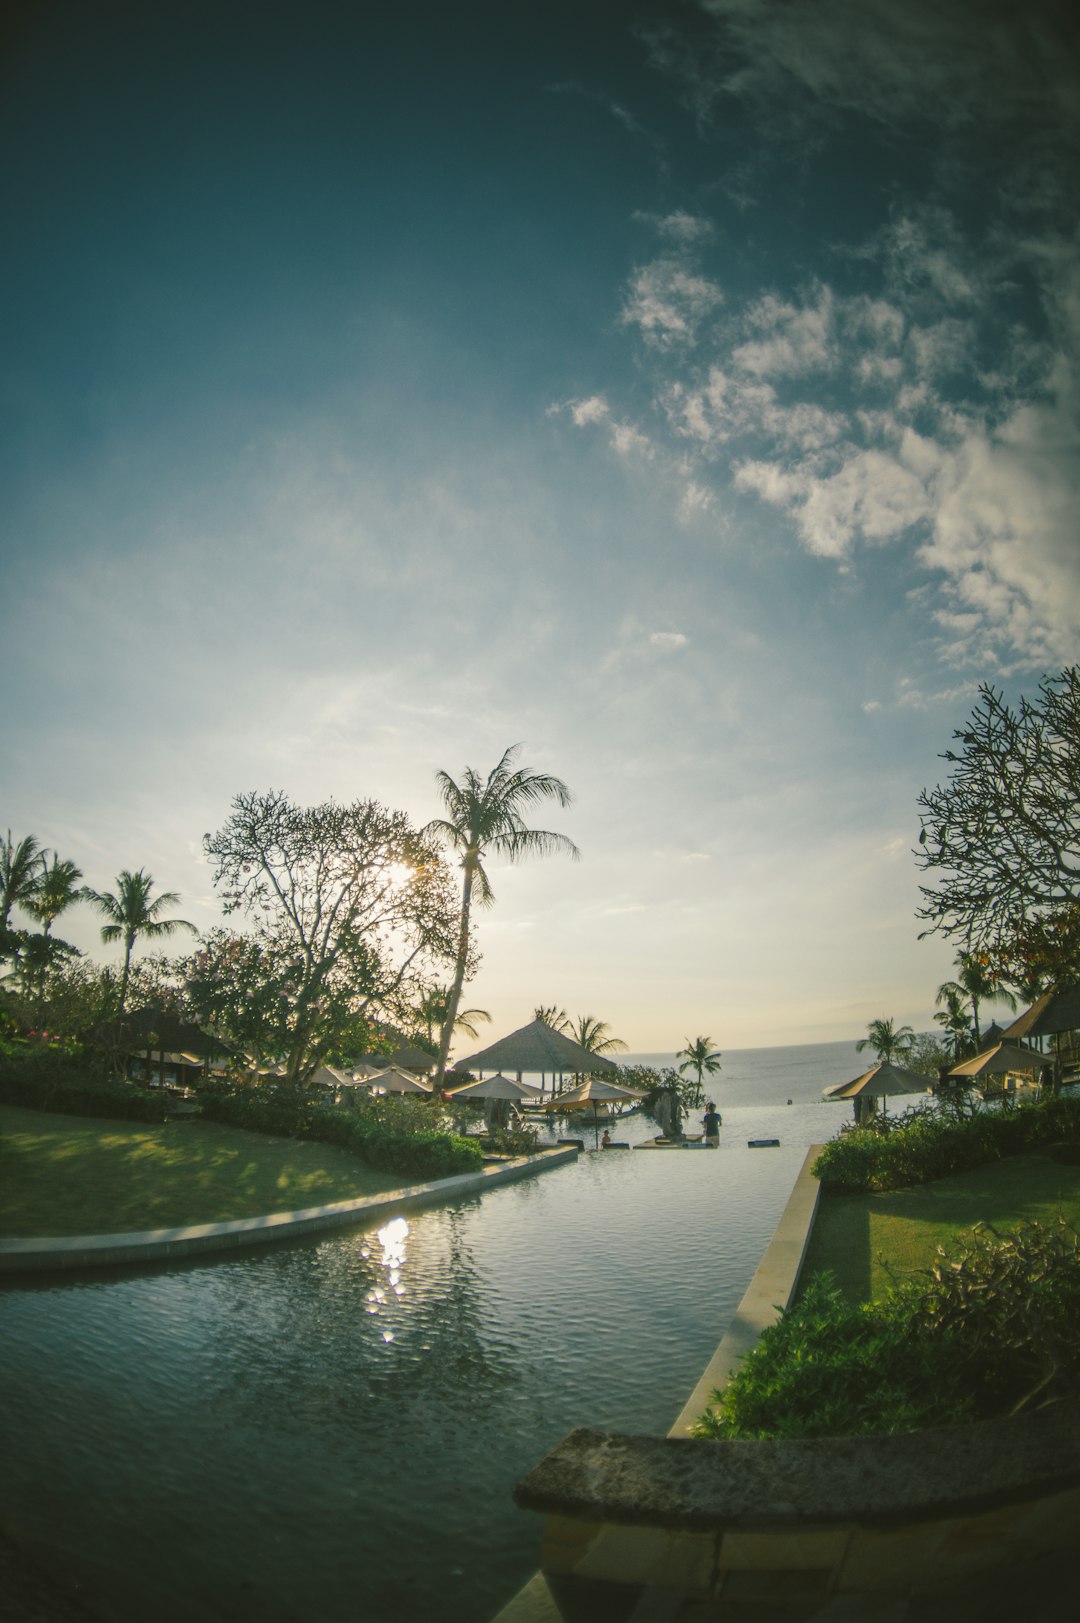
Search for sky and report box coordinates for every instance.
[3,0,1079,1052]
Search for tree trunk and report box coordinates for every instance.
[434,860,475,1089]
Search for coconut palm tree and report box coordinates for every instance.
[855,1017,915,1065]
[934,984,974,1061]
[534,1005,570,1032]
[937,951,1017,1048]
[677,1036,722,1104]
[571,1014,628,1063]
[26,854,85,938]
[84,869,196,1017]
[1,831,42,936]
[416,985,491,1050]
[426,747,578,1087]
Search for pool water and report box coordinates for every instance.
[1,1103,842,1623]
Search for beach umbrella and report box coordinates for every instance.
[540,1075,644,1146]
[388,1044,437,1074]
[369,1066,432,1095]
[453,1018,619,1088]
[447,1072,542,1101]
[823,1061,928,1124]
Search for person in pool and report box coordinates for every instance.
[702,1102,721,1143]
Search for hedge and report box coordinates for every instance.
[0,1041,172,1123]
[812,1093,1080,1194]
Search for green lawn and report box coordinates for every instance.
[0,1104,406,1237]
[799,1151,1080,1305]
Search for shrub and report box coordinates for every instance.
[812,1094,1080,1193]
[0,1040,171,1123]
[694,1219,1080,1441]
[198,1083,483,1180]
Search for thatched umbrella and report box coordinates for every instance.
[823,1061,928,1125]
[447,1071,542,1129]
[389,1044,437,1073]
[1002,987,1080,1085]
[453,1018,618,1091]
[369,1066,432,1095]
[540,1075,645,1147]
[947,1042,1042,1086]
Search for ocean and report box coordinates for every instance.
[619,1038,870,1108]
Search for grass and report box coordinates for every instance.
[799,1150,1080,1305]
[0,1104,407,1237]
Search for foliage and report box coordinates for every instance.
[692,1273,974,1440]
[812,1094,1080,1193]
[0,831,43,936]
[481,1120,542,1157]
[854,1016,914,1064]
[933,983,974,1061]
[199,1082,483,1180]
[426,746,578,1086]
[937,950,1017,1047]
[677,1036,722,1105]
[903,1030,953,1080]
[569,1013,628,1058]
[203,790,460,1084]
[84,868,195,1018]
[534,1005,570,1031]
[0,1039,171,1122]
[695,1218,1080,1440]
[916,669,1080,979]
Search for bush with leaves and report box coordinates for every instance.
[0,1039,171,1122]
[694,1219,1080,1441]
[812,1094,1080,1193]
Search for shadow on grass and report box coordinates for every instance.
[800,1153,1080,1306]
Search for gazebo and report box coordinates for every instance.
[453,1018,619,1095]
[823,1061,928,1125]
[1001,987,1080,1084]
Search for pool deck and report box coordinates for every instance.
[0,1144,579,1274]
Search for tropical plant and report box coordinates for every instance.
[855,1016,915,1065]
[26,853,85,937]
[1,831,42,942]
[415,985,491,1050]
[937,950,1017,1048]
[534,1005,570,1032]
[426,747,579,1087]
[84,869,196,1018]
[933,984,975,1062]
[677,1036,722,1104]
[570,1014,628,1059]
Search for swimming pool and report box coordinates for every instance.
[1,1102,840,1622]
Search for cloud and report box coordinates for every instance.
[649,631,689,651]
[567,394,610,426]
[621,257,724,349]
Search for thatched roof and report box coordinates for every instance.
[1002,986,1080,1041]
[388,1044,437,1073]
[447,1072,542,1101]
[453,1018,619,1076]
[947,1042,1042,1079]
[823,1061,928,1101]
[540,1076,644,1109]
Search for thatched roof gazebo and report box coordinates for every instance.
[1001,986,1080,1084]
[453,1018,619,1093]
[823,1061,928,1125]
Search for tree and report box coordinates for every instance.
[677,1036,722,1104]
[426,747,579,1088]
[936,950,1017,1048]
[570,1014,628,1059]
[203,790,459,1084]
[26,854,85,938]
[534,1005,570,1032]
[916,669,1080,976]
[933,984,974,1062]
[1,831,42,946]
[855,1017,915,1065]
[84,869,196,1018]
[414,985,491,1053]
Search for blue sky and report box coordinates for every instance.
[3,0,1078,1050]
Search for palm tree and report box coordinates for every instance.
[938,951,1017,1048]
[84,869,196,1017]
[426,746,579,1087]
[855,1017,915,1066]
[534,1005,570,1032]
[934,984,975,1061]
[571,1014,628,1063]
[678,1036,722,1104]
[1,831,42,935]
[416,985,491,1050]
[26,854,85,938]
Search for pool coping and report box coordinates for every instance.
[0,1144,579,1274]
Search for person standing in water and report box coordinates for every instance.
[702,1102,721,1144]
